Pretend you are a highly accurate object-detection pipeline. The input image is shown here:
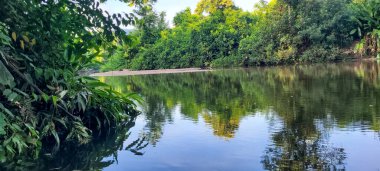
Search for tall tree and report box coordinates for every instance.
[134,4,168,45]
[195,0,235,15]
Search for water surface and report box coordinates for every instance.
[101,61,380,171]
[10,61,380,170]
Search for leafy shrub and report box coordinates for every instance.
[300,46,341,62]
[100,46,129,72]
[211,55,244,68]
[0,0,147,161]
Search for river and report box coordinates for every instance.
[10,61,380,170]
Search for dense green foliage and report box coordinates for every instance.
[0,0,150,161]
[1,0,380,165]
[101,0,380,70]
[100,3,168,71]
[350,0,380,57]
[129,0,256,69]
[240,0,355,64]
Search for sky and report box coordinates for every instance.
[101,0,260,28]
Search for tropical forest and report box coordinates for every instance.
[0,0,380,170]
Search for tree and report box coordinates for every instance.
[239,0,355,64]
[100,2,168,71]
[134,4,168,45]
[350,0,380,57]
[101,0,373,70]
[173,8,201,27]
[195,0,235,15]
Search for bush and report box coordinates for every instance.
[300,46,341,62]
[211,55,244,68]
[0,0,145,161]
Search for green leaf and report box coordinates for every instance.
[24,123,37,137]
[77,95,86,112]
[32,93,38,101]
[42,124,51,136]
[10,124,22,132]
[5,143,16,155]
[58,90,68,99]
[51,129,60,145]
[7,92,18,102]
[3,89,12,97]
[47,85,55,90]
[20,53,33,62]
[0,104,14,118]
[12,88,29,97]
[52,96,58,108]
[0,112,6,135]
[126,93,144,104]
[350,29,357,35]
[0,32,11,46]
[11,32,16,41]
[0,61,14,86]
[358,27,362,37]
[86,81,109,88]
[53,118,67,129]
[42,94,50,103]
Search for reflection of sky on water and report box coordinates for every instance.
[103,102,380,170]
[104,109,277,171]
[331,129,380,170]
[97,62,380,170]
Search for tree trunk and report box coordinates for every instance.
[375,35,378,56]
[365,35,371,56]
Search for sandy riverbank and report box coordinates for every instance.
[91,68,212,76]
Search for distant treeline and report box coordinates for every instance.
[100,0,380,71]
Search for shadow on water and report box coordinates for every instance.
[0,116,149,171]
[3,61,380,170]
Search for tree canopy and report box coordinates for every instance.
[195,0,235,15]
[99,0,380,71]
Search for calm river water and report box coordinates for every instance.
[12,61,380,170]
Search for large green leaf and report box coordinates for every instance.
[0,60,14,86]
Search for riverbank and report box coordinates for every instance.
[91,68,212,76]
[92,57,380,76]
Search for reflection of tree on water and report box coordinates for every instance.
[263,133,346,170]
[106,62,380,140]
[103,61,380,170]
[0,116,149,171]
[126,73,255,139]
[257,61,380,170]
[261,111,346,170]
[140,94,173,146]
[202,109,240,139]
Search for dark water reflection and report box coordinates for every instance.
[5,61,380,170]
[102,61,380,171]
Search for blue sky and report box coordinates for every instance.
[101,0,260,27]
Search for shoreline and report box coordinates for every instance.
[91,68,212,76]
[91,57,378,77]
